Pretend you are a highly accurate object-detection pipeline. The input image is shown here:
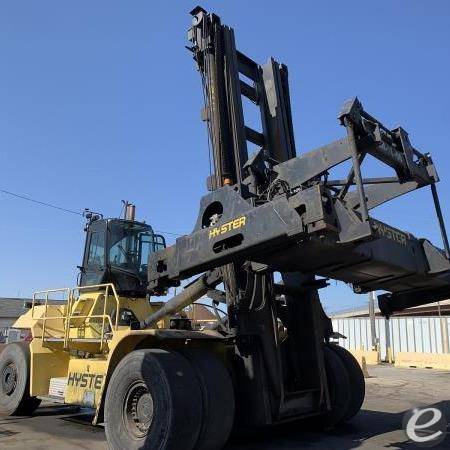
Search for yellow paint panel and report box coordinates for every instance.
[65,359,108,407]
[30,339,70,397]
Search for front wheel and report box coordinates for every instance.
[104,349,203,450]
[321,345,351,427]
[179,348,235,450]
[327,344,365,421]
[0,342,41,416]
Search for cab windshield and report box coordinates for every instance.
[108,222,165,277]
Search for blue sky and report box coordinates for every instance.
[1,1,449,313]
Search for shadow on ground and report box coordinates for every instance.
[226,400,450,449]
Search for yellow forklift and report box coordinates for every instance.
[2,6,449,450]
[0,203,236,449]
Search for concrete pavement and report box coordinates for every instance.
[0,365,449,449]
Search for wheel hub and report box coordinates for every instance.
[2,363,17,396]
[125,382,154,438]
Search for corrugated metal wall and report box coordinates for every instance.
[332,316,450,360]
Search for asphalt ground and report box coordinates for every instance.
[0,365,449,449]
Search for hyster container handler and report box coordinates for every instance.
[1,7,450,450]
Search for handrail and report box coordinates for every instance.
[65,314,115,351]
[32,288,70,341]
[32,287,70,319]
[73,283,120,330]
[31,283,120,351]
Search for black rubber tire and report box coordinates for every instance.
[327,344,365,421]
[0,342,41,416]
[179,349,235,450]
[322,346,351,427]
[104,348,203,450]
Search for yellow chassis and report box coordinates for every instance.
[12,284,224,424]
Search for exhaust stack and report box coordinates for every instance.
[125,203,136,221]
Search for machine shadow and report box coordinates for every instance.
[225,400,450,450]
[34,404,81,417]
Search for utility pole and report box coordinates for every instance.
[443,319,450,354]
[369,291,378,350]
[438,302,449,354]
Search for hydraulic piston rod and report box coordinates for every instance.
[140,270,221,329]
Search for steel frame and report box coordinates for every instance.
[147,7,450,427]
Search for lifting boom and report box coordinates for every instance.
[145,6,450,427]
[149,7,450,318]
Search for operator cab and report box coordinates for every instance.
[79,207,166,297]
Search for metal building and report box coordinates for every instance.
[331,300,450,360]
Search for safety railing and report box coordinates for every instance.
[32,284,120,351]
[32,287,71,342]
[66,284,120,350]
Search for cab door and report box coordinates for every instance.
[80,220,108,287]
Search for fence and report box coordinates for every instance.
[2,316,449,361]
[332,316,450,361]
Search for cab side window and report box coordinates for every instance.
[87,232,105,267]
[153,234,166,252]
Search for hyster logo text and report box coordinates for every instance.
[209,216,246,239]
[374,222,407,246]
[68,372,104,390]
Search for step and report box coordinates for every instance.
[38,395,66,404]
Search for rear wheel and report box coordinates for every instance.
[105,349,203,450]
[179,349,235,450]
[327,344,365,420]
[322,346,351,427]
[0,342,41,416]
